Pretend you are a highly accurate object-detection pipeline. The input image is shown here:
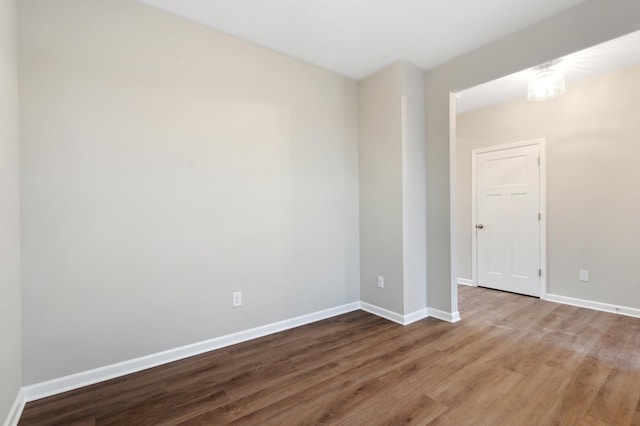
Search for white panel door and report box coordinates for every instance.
[476,144,540,297]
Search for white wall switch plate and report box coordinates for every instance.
[377,276,384,288]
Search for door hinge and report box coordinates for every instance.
[538,213,542,221]
[539,269,542,277]
[538,157,540,165]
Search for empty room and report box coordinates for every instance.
[1,0,640,425]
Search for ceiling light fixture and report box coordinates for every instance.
[527,64,565,101]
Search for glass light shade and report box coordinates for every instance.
[527,69,566,101]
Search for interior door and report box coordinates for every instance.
[475,143,541,297]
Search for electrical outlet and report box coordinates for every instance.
[377,276,384,288]
[232,291,242,307]
[579,270,589,282]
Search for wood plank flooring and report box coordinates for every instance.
[19,286,640,425]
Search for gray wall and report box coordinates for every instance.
[13,0,640,391]
[358,62,405,313]
[457,64,640,309]
[0,0,22,419]
[358,61,427,317]
[19,0,360,385]
[400,63,427,315]
[425,0,640,314]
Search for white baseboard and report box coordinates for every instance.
[404,308,430,325]
[3,388,24,426]
[457,278,475,286]
[360,301,461,325]
[360,302,406,325]
[359,302,429,326]
[428,307,461,323]
[23,302,360,402]
[22,300,460,404]
[22,291,638,410]
[545,294,640,319]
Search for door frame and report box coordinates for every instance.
[471,138,547,299]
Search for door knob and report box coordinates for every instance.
[476,224,484,229]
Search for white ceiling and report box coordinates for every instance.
[139,0,589,80]
[457,30,640,113]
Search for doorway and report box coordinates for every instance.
[471,139,546,298]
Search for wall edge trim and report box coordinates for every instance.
[404,308,430,325]
[22,300,459,403]
[457,278,474,286]
[360,302,430,325]
[360,302,406,325]
[428,307,461,323]
[23,302,360,402]
[3,387,25,426]
[545,293,640,319]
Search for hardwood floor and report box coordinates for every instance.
[19,286,640,425]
